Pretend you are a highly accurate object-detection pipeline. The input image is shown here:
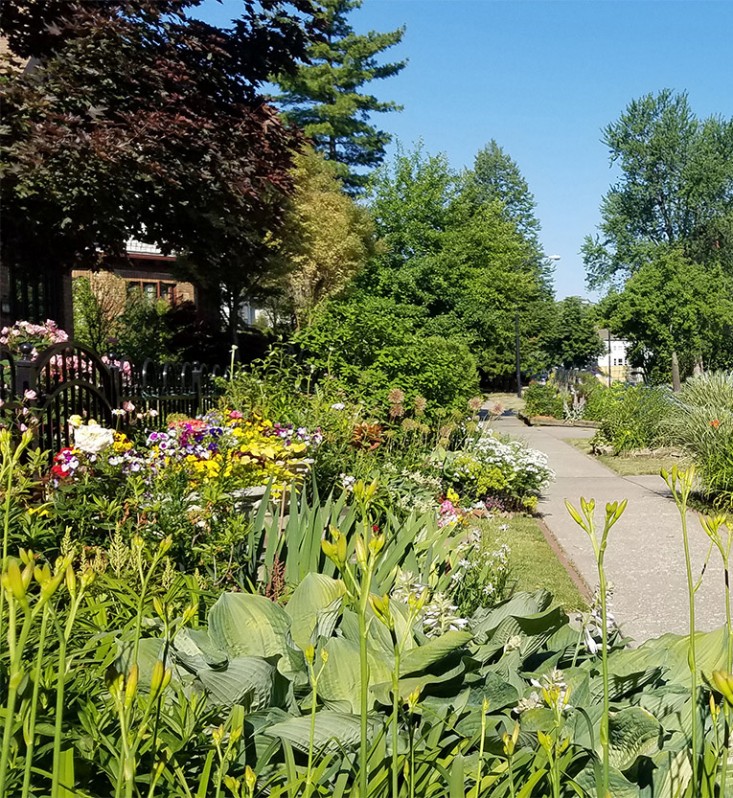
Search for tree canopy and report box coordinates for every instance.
[274,0,405,193]
[600,248,733,382]
[546,297,604,371]
[1,0,318,329]
[468,140,542,250]
[276,147,375,325]
[352,143,554,382]
[583,90,733,289]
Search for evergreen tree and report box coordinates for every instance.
[469,140,542,248]
[274,0,405,192]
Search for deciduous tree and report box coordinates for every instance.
[1,0,318,334]
[601,248,733,382]
[583,90,733,289]
[468,140,542,249]
[277,148,374,325]
[546,296,604,371]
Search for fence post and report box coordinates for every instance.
[106,349,122,411]
[192,362,203,416]
[14,342,39,396]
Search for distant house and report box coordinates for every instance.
[596,329,643,384]
[72,238,199,315]
[2,239,210,337]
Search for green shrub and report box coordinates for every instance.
[523,382,564,418]
[589,383,670,453]
[294,294,480,418]
[665,372,733,504]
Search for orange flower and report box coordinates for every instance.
[711,418,721,430]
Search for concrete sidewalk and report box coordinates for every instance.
[494,414,726,643]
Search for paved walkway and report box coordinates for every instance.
[495,414,726,643]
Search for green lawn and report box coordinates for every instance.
[477,514,588,612]
[567,438,686,477]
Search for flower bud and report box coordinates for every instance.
[244,765,257,794]
[34,564,51,586]
[3,560,26,603]
[150,660,166,695]
[712,671,733,706]
[65,563,77,597]
[124,664,139,708]
[369,533,385,557]
[355,536,368,569]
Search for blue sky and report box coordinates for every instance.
[198,0,733,299]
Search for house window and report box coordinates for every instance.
[125,280,176,303]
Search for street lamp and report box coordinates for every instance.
[515,255,560,398]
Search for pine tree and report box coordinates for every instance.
[274,0,405,192]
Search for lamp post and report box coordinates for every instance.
[515,311,522,398]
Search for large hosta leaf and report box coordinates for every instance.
[608,706,662,771]
[317,637,393,713]
[574,765,639,798]
[266,711,379,753]
[174,627,228,671]
[194,656,275,710]
[209,593,293,659]
[285,573,346,651]
[372,660,467,705]
[400,630,472,675]
[470,590,553,639]
[615,627,727,687]
[641,747,692,798]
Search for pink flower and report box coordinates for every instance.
[23,389,37,401]
[229,410,244,419]
[122,401,135,413]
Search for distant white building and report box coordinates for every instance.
[596,329,643,384]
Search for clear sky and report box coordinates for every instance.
[197,0,733,299]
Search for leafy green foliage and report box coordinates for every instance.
[583,90,733,288]
[275,147,375,324]
[523,384,565,419]
[358,143,555,383]
[274,0,405,193]
[664,372,733,504]
[294,294,480,417]
[468,139,543,249]
[600,249,733,382]
[589,384,671,453]
[546,297,604,371]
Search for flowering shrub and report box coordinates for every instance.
[0,319,68,357]
[442,431,553,510]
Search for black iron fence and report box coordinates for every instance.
[0,340,224,452]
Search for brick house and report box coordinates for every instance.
[71,239,198,317]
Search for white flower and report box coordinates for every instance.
[73,425,114,453]
[111,408,126,417]
[330,402,346,411]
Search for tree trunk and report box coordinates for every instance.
[671,350,681,392]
